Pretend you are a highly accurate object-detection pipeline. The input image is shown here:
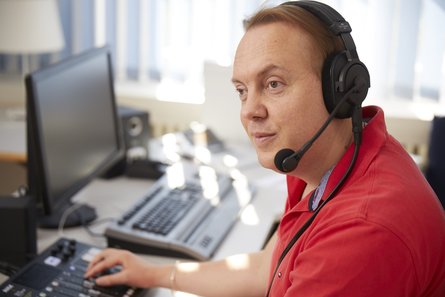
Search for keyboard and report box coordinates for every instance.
[131,185,202,236]
[105,163,254,260]
[0,238,146,297]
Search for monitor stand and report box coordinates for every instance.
[38,203,97,229]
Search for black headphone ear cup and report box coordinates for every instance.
[322,51,370,119]
[322,52,351,118]
[341,61,370,109]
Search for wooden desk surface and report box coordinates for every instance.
[0,119,26,163]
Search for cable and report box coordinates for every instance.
[83,217,114,238]
[265,127,361,297]
[57,203,85,237]
[0,261,20,277]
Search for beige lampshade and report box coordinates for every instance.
[0,0,65,54]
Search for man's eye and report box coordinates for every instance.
[236,88,247,100]
[269,81,281,88]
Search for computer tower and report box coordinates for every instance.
[0,195,37,268]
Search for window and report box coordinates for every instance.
[1,0,444,118]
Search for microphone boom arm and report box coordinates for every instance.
[279,83,362,172]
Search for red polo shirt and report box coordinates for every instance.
[269,106,445,296]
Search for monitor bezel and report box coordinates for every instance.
[25,46,125,217]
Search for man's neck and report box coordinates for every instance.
[297,121,353,192]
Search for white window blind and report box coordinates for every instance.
[0,0,444,117]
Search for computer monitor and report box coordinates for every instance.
[25,47,124,228]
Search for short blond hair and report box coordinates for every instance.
[244,3,344,76]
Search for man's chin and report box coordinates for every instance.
[257,154,276,171]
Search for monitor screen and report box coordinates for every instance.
[26,47,124,228]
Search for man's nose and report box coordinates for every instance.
[241,92,267,121]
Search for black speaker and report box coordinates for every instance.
[119,106,151,159]
[0,196,37,268]
[102,106,151,178]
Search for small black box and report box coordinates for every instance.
[0,196,37,268]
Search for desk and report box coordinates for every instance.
[0,117,287,296]
[0,118,27,194]
[1,170,286,296]
[0,118,26,163]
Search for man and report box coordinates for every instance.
[85,1,445,296]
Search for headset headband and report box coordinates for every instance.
[281,1,359,60]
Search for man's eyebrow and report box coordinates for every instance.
[231,77,241,84]
[231,64,288,84]
[258,64,288,77]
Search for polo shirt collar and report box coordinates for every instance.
[308,166,333,211]
[285,106,387,212]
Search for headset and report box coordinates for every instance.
[274,0,371,173]
[267,1,370,295]
[298,0,370,119]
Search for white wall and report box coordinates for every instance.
[117,62,250,144]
